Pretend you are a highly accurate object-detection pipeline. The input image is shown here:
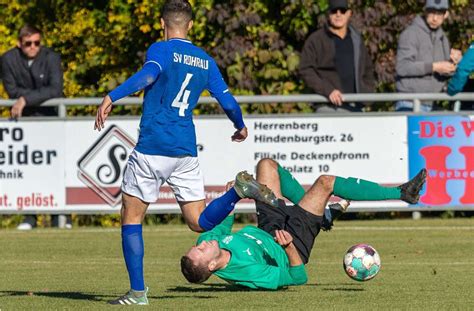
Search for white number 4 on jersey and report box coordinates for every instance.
[171,73,193,117]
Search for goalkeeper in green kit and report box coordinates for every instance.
[181,158,426,290]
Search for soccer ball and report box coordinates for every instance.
[343,244,381,281]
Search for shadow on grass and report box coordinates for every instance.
[168,283,287,293]
[305,282,362,287]
[0,290,108,301]
[305,282,365,292]
[0,290,215,302]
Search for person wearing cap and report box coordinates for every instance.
[395,0,462,112]
[299,0,375,112]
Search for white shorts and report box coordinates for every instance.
[121,150,205,203]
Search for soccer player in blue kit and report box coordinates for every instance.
[94,0,276,305]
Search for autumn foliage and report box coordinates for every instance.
[0,0,472,114]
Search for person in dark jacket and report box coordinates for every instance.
[299,0,375,112]
[1,25,70,230]
[1,24,63,118]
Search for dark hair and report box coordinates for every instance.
[161,0,193,27]
[18,25,41,40]
[180,255,213,284]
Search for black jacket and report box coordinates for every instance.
[1,46,63,116]
[299,24,375,104]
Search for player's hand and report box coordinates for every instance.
[432,61,456,75]
[10,97,26,120]
[275,230,293,248]
[225,180,235,192]
[450,48,462,65]
[95,95,113,131]
[231,126,248,142]
[328,89,344,106]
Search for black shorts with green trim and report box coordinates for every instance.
[256,199,323,264]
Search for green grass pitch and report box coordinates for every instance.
[0,218,473,309]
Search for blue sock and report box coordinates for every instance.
[198,188,241,231]
[122,224,145,291]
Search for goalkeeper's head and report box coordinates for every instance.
[180,240,222,284]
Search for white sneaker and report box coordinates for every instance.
[17,223,33,230]
[64,223,73,229]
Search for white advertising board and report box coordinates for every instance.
[0,121,66,212]
[1,115,408,213]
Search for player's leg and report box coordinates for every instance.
[299,169,427,217]
[272,159,350,229]
[109,193,150,305]
[109,150,166,305]
[298,175,335,216]
[170,157,242,232]
[256,158,305,203]
[332,169,426,204]
[256,158,348,230]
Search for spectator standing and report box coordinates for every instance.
[447,42,474,95]
[299,0,375,112]
[1,25,71,230]
[395,0,462,112]
[448,41,474,110]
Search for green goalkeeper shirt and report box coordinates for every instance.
[197,216,307,290]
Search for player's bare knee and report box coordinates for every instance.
[120,201,146,224]
[316,175,335,193]
[256,158,278,180]
[187,221,204,233]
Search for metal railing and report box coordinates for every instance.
[1,93,473,117]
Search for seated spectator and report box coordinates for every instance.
[1,24,71,229]
[299,0,375,112]
[395,0,462,112]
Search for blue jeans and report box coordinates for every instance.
[395,100,433,112]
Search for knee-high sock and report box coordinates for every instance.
[277,164,305,204]
[122,224,145,291]
[333,177,401,201]
[198,188,241,231]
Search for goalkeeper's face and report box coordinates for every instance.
[186,240,220,269]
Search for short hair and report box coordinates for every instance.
[18,25,41,40]
[180,255,213,284]
[161,0,193,28]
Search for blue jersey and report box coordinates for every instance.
[448,42,474,96]
[109,38,244,157]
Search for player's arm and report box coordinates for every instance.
[448,43,474,96]
[275,230,303,267]
[95,63,160,130]
[207,60,247,141]
[107,62,161,103]
[274,229,306,286]
[95,42,168,131]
